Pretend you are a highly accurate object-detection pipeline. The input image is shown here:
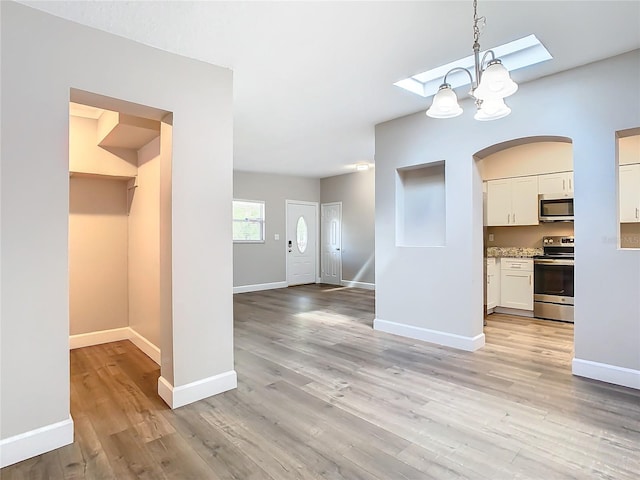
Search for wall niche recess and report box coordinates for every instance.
[396,161,446,247]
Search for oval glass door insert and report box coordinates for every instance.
[296,216,308,253]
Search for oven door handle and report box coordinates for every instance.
[534,259,574,266]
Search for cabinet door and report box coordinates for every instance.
[486,179,512,226]
[487,272,497,309]
[538,172,572,195]
[620,164,640,223]
[500,270,533,310]
[486,258,499,309]
[511,176,539,225]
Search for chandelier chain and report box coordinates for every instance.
[472,0,486,48]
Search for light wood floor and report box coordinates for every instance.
[3,285,639,479]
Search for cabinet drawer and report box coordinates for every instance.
[500,258,533,272]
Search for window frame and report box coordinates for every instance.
[232,199,266,244]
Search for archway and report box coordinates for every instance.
[474,135,575,364]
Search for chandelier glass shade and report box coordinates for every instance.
[427,84,464,118]
[426,0,518,121]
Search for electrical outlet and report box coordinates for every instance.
[488,233,494,242]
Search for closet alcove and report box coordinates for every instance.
[69,102,163,364]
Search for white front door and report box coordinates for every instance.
[286,201,318,286]
[321,202,342,285]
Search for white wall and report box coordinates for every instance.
[479,141,573,180]
[128,137,161,347]
[69,176,129,335]
[0,2,234,466]
[320,169,375,285]
[233,171,320,289]
[375,50,640,385]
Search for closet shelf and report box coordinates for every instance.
[70,171,137,182]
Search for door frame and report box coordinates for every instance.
[320,201,343,285]
[285,199,320,286]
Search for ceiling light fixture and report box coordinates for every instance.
[426,0,518,121]
[355,163,370,172]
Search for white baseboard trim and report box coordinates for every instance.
[233,281,288,294]
[128,328,161,365]
[572,358,640,390]
[158,370,237,409]
[341,280,375,290]
[70,327,160,365]
[494,306,534,318]
[373,318,485,352]
[0,416,74,468]
[69,327,129,349]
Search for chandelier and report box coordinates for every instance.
[426,0,518,121]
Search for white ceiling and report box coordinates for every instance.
[20,1,640,178]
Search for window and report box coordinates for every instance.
[296,216,308,253]
[233,200,265,243]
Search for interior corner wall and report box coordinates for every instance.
[69,116,138,176]
[0,1,234,462]
[320,170,375,285]
[233,171,320,289]
[128,137,161,347]
[375,50,640,377]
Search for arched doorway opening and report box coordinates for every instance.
[474,135,575,365]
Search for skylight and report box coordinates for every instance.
[394,34,552,98]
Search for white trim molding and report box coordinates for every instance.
[128,328,161,365]
[374,318,485,352]
[69,327,160,365]
[69,327,129,349]
[233,281,288,294]
[341,280,375,290]
[158,370,237,409]
[0,416,74,468]
[572,358,640,390]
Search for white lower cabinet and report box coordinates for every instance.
[486,257,500,309]
[499,258,533,311]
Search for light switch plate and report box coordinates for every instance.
[274,234,280,240]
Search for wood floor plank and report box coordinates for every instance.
[3,285,640,479]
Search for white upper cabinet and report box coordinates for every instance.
[486,176,539,226]
[620,164,640,223]
[538,171,574,196]
[486,179,512,226]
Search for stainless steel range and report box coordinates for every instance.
[534,236,574,322]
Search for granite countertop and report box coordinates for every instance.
[486,246,543,258]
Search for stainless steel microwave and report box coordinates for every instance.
[539,194,574,222]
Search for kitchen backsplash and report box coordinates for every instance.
[486,223,574,248]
